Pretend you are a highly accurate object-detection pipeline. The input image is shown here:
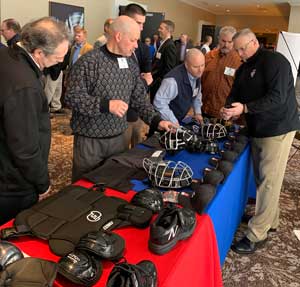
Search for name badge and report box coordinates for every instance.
[117,57,129,69]
[193,88,199,97]
[156,52,161,59]
[224,67,236,77]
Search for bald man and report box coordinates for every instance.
[154,48,205,124]
[65,16,173,182]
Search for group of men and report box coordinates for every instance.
[0,3,299,258]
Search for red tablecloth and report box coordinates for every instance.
[1,180,223,287]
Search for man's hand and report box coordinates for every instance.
[109,100,128,118]
[158,120,178,132]
[141,72,153,86]
[220,102,244,120]
[194,113,204,124]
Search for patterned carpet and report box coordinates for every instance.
[49,111,300,286]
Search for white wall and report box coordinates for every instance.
[0,0,115,44]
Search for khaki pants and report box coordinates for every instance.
[44,72,63,111]
[246,131,296,242]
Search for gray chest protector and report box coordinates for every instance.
[0,185,152,256]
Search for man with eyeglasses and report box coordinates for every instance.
[0,17,70,225]
[220,28,300,254]
[0,18,21,47]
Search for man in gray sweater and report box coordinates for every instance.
[65,16,173,182]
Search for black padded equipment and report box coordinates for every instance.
[0,185,152,257]
[0,241,24,271]
[131,188,163,213]
[190,183,216,214]
[77,231,125,261]
[221,150,238,162]
[217,160,233,178]
[106,260,158,287]
[0,257,57,286]
[58,250,102,287]
[202,168,224,186]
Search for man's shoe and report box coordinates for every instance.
[106,260,157,287]
[241,214,277,233]
[231,236,267,254]
[148,204,196,255]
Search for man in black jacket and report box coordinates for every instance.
[0,17,69,225]
[123,3,153,148]
[150,20,177,102]
[221,28,300,254]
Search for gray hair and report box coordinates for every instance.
[185,48,204,63]
[232,28,256,41]
[21,17,70,55]
[219,26,236,37]
[3,18,21,33]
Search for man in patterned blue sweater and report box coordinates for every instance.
[65,16,173,182]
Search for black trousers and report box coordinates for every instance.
[0,191,38,225]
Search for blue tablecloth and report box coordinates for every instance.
[132,142,256,265]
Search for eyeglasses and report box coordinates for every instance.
[235,39,254,53]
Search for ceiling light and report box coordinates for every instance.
[226,9,230,13]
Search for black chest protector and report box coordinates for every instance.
[0,185,152,257]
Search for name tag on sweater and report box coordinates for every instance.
[117,57,129,69]
[224,67,235,77]
[156,52,161,59]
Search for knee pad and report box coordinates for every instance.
[58,250,102,287]
[76,231,125,261]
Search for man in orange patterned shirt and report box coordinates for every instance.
[201,26,241,118]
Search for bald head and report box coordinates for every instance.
[185,48,205,78]
[107,15,140,57]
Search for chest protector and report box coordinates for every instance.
[0,185,152,256]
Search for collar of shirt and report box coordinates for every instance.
[187,71,199,90]
[157,37,170,53]
[17,42,41,70]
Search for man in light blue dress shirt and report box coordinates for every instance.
[154,48,205,124]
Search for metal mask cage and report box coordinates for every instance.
[159,126,194,151]
[143,158,193,189]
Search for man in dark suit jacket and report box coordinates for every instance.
[150,20,177,102]
[175,33,194,65]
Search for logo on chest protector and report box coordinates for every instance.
[87,211,102,222]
